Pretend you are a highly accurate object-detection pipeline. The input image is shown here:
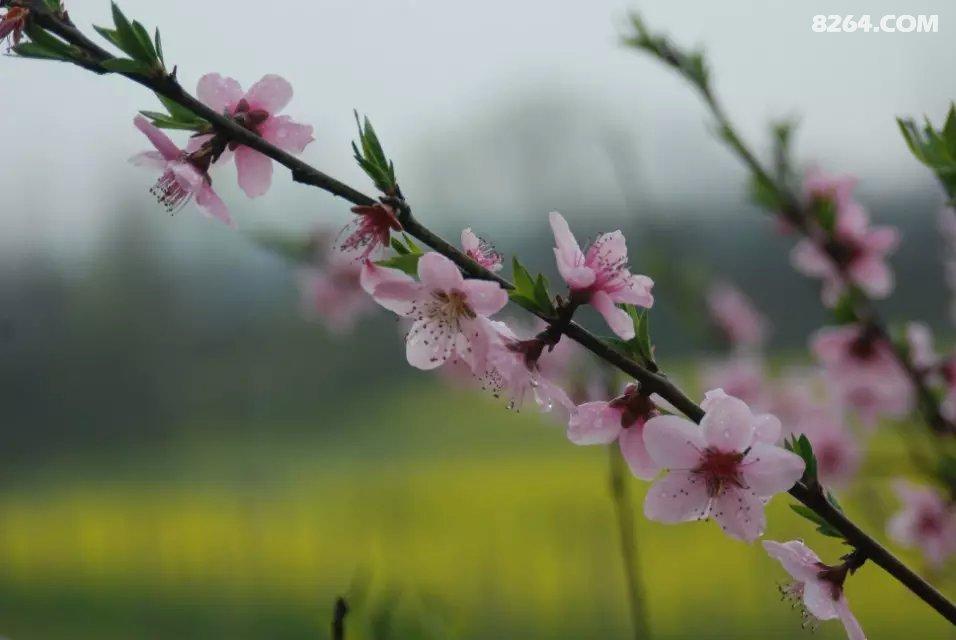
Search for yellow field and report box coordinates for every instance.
[0,384,952,638]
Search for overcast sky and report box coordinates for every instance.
[3,0,955,258]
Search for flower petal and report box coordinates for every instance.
[849,256,893,299]
[196,73,243,113]
[260,115,314,154]
[405,317,455,370]
[612,274,655,307]
[461,279,508,317]
[643,470,710,523]
[418,252,464,292]
[235,146,274,198]
[643,415,705,469]
[741,443,804,496]
[802,579,840,621]
[567,402,622,445]
[752,413,782,444]
[762,540,823,583]
[835,597,867,640]
[711,486,765,542]
[619,424,658,480]
[243,74,293,114]
[360,261,418,315]
[701,391,754,452]
[195,185,233,226]
[129,150,166,170]
[591,290,635,340]
[133,115,181,161]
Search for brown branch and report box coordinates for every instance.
[15,2,955,625]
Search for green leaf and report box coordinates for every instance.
[154,28,164,65]
[101,57,152,74]
[23,23,76,60]
[12,42,66,61]
[831,293,858,324]
[138,110,205,131]
[93,25,125,51]
[401,234,422,255]
[352,112,398,194]
[376,253,421,277]
[390,237,410,255]
[789,504,844,539]
[106,3,155,63]
[532,274,555,315]
[156,93,204,124]
[131,20,158,63]
[511,257,535,297]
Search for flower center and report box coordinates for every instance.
[432,290,475,321]
[150,169,192,212]
[693,448,745,497]
[232,99,270,136]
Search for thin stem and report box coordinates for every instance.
[14,3,956,625]
[332,596,349,640]
[608,445,651,639]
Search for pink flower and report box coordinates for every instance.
[296,233,373,332]
[363,252,508,370]
[905,322,939,372]
[811,325,913,424]
[196,73,314,198]
[461,228,503,272]
[803,169,858,210]
[887,481,956,567]
[642,390,804,541]
[0,6,27,49]
[793,407,861,487]
[130,116,231,225]
[700,355,768,411]
[548,212,653,340]
[706,281,768,348]
[567,383,659,479]
[791,174,899,306]
[473,321,574,413]
[337,203,403,260]
[763,540,867,640]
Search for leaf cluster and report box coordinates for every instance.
[509,258,555,315]
[353,112,398,196]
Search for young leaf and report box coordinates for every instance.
[376,253,422,277]
[390,237,411,255]
[100,57,151,74]
[154,28,164,65]
[532,274,555,315]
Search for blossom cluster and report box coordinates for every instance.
[131,73,314,225]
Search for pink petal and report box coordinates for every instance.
[711,486,765,541]
[762,540,822,583]
[549,212,594,289]
[802,579,840,621]
[195,185,233,226]
[849,257,893,299]
[700,392,754,452]
[367,279,420,317]
[586,230,628,266]
[235,146,274,198]
[418,252,464,292]
[835,597,867,640]
[243,74,293,114]
[461,228,480,253]
[643,415,705,469]
[619,425,658,480]
[196,73,243,113]
[643,470,710,523]
[591,290,634,340]
[461,279,508,317]
[567,402,622,445]
[133,115,181,161]
[405,317,455,370]
[553,249,596,290]
[260,115,314,154]
[752,413,782,444]
[129,150,166,170]
[865,226,900,254]
[790,240,833,278]
[741,443,804,496]
[835,202,870,238]
[612,274,655,307]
